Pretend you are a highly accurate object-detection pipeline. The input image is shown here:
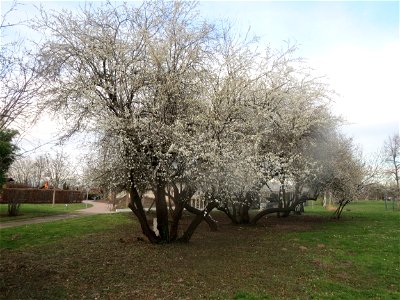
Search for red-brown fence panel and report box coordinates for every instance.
[0,188,84,204]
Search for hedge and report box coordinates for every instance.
[1,188,84,204]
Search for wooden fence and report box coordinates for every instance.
[0,188,84,204]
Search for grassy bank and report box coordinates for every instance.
[0,203,92,223]
[0,201,398,299]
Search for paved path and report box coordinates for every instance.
[0,200,115,229]
[77,200,115,214]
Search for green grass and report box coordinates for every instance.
[0,201,399,299]
[0,203,92,223]
[0,213,132,249]
[293,200,400,299]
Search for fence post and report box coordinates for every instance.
[52,188,56,206]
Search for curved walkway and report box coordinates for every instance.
[0,200,115,229]
[77,200,114,214]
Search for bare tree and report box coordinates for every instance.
[384,133,400,201]
[0,1,38,131]
[7,157,34,186]
[33,155,47,188]
[8,152,72,188]
[44,151,74,189]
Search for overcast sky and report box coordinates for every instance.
[198,0,400,157]
[2,0,399,159]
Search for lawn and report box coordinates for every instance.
[0,203,92,223]
[0,201,399,299]
[0,213,132,249]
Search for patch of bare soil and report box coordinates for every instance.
[0,213,332,300]
[255,214,329,232]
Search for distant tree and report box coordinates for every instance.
[0,129,19,215]
[9,152,74,189]
[313,132,366,219]
[7,157,34,186]
[45,151,74,189]
[33,155,47,187]
[361,182,387,200]
[8,155,44,187]
[383,133,400,202]
[0,129,18,186]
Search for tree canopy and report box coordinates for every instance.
[31,0,366,242]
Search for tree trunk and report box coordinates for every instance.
[251,195,317,224]
[178,202,218,243]
[204,213,218,231]
[169,183,203,240]
[276,180,287,217]
[155,177,169,242]
[128,172,158,243]
[7,200,21,217]
[280,187,292,218]
[232,203,238,223]
[185,202,218,231]
[333,205,342,219]
[395,167,400,207]
[333,199,349,219]
[128,190,158,243]
[239,204,250,224]
[251,207,289,224]
[170,201,184,241]
[218,205,237,224]
[294,202,304,215]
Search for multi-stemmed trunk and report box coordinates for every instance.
[239,204,250,223]
[170,184,218,241]
[178,201,219,243]
[169,184,195,241]
[332,199,350,219]
[218,190,257,225]
[251,194,317,225]
[184,202,218,231]
[7,200,21,217]
[128,171,218,243]
[219,202,251,225]
[128,179,171,243]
